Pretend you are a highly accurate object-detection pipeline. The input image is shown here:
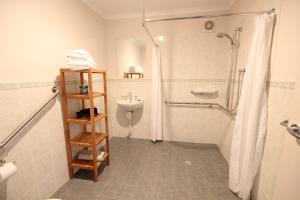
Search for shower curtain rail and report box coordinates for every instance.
[142,9,275,25]
[142,2,275,46]
[0,87,59,150]
[164,100,235,116]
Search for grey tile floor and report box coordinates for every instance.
[52,137,240,200]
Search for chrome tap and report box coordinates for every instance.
[128,92,132,101]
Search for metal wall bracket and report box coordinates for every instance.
[280,120,300,139]
[0,159,5,167]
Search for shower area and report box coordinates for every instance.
[146,16,246,145]
[142,3,275,199]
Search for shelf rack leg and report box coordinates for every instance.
[88,69,99,182]
[103,72,110,165]
[80,72,87,133]
[60,71,74,178]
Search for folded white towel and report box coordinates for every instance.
[134,65,144,73]
[67,54,90,60]
[68,49,90,56]
[78,150,106,161]
[67,58,95,65]
[67,61,95,68]
[66,49,96,68]
[135,69,144,73]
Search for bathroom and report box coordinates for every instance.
[0,0,300,199]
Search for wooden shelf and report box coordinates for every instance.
[66,92,105,99]
[60,67,110,182]
[71,153,109,170]
[67,113,107,124]
[70,132,108,147]
[60,68,106,74]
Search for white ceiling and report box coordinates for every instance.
[82,0,238,19]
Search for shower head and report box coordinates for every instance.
[217,33,234,45]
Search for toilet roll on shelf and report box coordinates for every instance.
[0,161,17,183]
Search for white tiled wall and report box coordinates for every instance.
[0,80,108,200]
[0,85,68,200]
[0,0,106,198]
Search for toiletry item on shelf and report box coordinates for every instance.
[84,85,89,95]
[79,85,88,95]
[79,86,83,94]
[76,108,98,119]
[128,65,144,73]
[78,150,106,161]
[129,66,135,73]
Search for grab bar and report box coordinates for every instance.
[164,100,235,116]
[0,87,60,149]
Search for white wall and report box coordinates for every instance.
[117,38,146,76]
[0,0,105,199]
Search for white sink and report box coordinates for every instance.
[116,99,144,112]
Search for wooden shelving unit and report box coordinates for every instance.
[60,68,110,182]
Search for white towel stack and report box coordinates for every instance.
[66,49,96,69]
[135,65,144,73]
[78,149,106,161]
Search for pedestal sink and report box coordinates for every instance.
[116,95,144,138]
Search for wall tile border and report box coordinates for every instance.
[0,79,296,90]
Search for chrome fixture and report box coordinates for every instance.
[164,101,235,116]
[223,27,243,112]
[280,120,300,139]
[0,87,59,152]
[128,92,133,101]
[0,159,5,167]
[142,8,275,27]
[204,20,215,31]
[217,33,234,45]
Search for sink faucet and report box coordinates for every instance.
[128,92,132,101]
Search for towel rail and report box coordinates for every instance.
[0,87,60,150]
[164,100,235,116]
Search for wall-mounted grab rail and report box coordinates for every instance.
[280,120,300,139]
[164,100,236,116]
[0,87,60,149]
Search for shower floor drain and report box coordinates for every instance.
[185,160,192,165]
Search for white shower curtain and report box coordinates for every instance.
[151,46,163,142]
[229,13,275,200]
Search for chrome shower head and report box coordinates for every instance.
[217,33,234,45]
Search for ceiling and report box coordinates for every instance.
[82,0,238,19]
